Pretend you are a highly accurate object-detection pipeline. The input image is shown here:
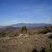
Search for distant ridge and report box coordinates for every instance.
[11,23,52,28]
[0,23,52,28]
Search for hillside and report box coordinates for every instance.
[0,24,52,52]
[0,33,51,52]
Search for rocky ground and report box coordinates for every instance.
[0,33,52,52]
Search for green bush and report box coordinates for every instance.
[21,26,27,34]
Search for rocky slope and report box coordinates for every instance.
[0,33,51,52]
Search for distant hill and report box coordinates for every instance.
[0,23,52,28]
[0,23,52,32]
[11,23,52,28]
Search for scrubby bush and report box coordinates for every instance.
[38,27,50,34]
[9,33,19,37]
[39,29,50,34]
[0,32,6,37]
[48,35,52,39]
[40,48,46,52]
[21,26,27,34]
[14,33,19,36]
[32,49,38,52]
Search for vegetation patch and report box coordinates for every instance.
[0,32,6,37]
[21,26,27,34]
[48,35,52,39]
[38,27,50,34]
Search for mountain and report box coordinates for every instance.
[0,23,52,29]
[11,23,52,28]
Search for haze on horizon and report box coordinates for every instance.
[0,0,52,26]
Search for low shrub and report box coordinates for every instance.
[32,49,38,52]
[48,35,52,39]
[9,33,19,37]
[0,32,6,37]
[38,28,50,34]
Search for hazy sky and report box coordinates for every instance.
[0,0,52,26]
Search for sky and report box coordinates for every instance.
[0,0,52,26]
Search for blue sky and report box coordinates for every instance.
[0,0,52,26]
